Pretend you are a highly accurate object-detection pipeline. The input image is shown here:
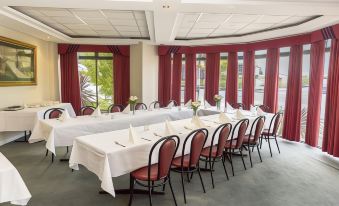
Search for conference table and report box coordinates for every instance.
[69,110,273,197]
[0,152,31,206]
[0,103,76,133]
[29,107,219,155]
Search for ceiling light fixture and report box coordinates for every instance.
[162,5,170,8]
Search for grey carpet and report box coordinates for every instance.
[0,138,339,206]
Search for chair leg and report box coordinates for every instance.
[45,150,48,157]
[267,135,273,157]
[221,156,229,180]
[168,176,178,206]
[230,149,234,176]
[186,173,191,183]
[66,146,69,153]
[240,149,246,170]
[162,177,167,192]
[209,159,215,188]
[197,167,206,193]
[257,145,263,162]
[148,185,153,206]
[274,135,281,154]
[248,146,253,168]
[260,135,263,149]
[128,175,135,206]
[51,153,54,163]
[180,171,187,204]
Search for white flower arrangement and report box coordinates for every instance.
[191,101,201,109]
[128,96,138,104]
[213,94,223,102]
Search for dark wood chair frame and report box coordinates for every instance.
[149,101,160,109]
[135,103,148,110]
[80,106,96,116]
[260,112,283,157]
[107,104,125,113]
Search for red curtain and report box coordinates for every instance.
[322,39,339,157]
[242,50,255,110]
[158,54,172,106]
[172,53,182,104]
[58,44,81,115]
[282,45,303,142]
[226,52,238,106]
[185,53,196,103]
[205,53,220,106]
[305,41,325,147]
[263,48,280,113]
[108,46,130,106]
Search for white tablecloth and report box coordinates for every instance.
[0,153,31,205]
[0,103,76,132]
[30,108,198,155]
[69,112,273,197]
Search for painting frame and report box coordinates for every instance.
[0,36,37,86]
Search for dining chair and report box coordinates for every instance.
[80,106,96,115]
[129,135,180,206]
[167,100,178,107]
[171,128,208,204]
[43,108,64,163]
[200,123,231,188]
[243,116,265,167]
[149,101,160,109]
[255,105,270,113]
[232,103,244,109]
[223,119,249,176]
[135,103,147,110]
[108,104,124,113]
[260,112,283,157]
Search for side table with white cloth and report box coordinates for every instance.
[69,111,274,197]
[0,152,31,205]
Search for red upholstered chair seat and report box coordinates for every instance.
[243,135,257,144]
[225,139,238,149]
[200,146,219,158]
[262,129,273,136]
[131,164,159,181]
[172,155,194,168]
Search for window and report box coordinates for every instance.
[254,50,267,105]
[181,54,186,104]
[78,52,113,111]
[301,44,311,140]
[196,53,206,103]
[237,52,244,103]
[278,47,290,111]
[219,53,228,108]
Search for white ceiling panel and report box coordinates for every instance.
[39,9,73,17]
[72,10,103,18]
[228,14,261,23]
[82,18,110,25]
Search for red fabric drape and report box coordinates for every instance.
[108,46,130,106]
[305,41,325,147]
[282,45,303,142]
[185,53,196,103]
[205,53,220,106]
[226,52,238,106]
[58,44,81,115]
[158,54,172,106]
[242,50,255,109]
[322,39,339,157]
[172,53,182,104]
[263,48,280,113]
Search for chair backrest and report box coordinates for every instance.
[43,108,64,119]
[148,135,180,180]
[229,119,249,149]
[81,106,95,115]
[232,103,244,109]
[180,128,208,168]
[268,112,283,135]
[248,116,266,143]
[149,101,160,109]
[135,103,147,110]
[167,100,178,107]
[108,104,124,113]
[209,123,232,158]
[256,105,270,113]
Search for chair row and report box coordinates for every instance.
[128,111,283,206]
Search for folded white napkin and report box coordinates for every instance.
[164,120,177,135]
[250,105,257,115]
[226,102,234,112]
[257,107,266,115]
[92,107,102,117]
[191,116,206,128]
[122,104,130,114]
[167,101,174,109]
[236,109,246,119]
[204,100,212,109]
[219,112,233,123]
[129,125,142,144]
[184,99,192,108]
[59,110,71,122]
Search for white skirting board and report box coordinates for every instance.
[0,132,25,146]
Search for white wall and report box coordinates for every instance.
[0,25,59,108]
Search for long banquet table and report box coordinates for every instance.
[0,103,76,132]
[29,108,219,155]
[69,111,273,197]
[0,152,31,206]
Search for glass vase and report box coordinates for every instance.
[216,101,221,110]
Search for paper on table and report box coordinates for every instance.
[164,120,176,135]
[257,107,266,116]
[236,109,246,119]
[92,107,102,117]
[59,110,71,122]
[129,125,142,144]
[191,116,206,128]
[122,104,130,114]
[184,99,192,108]
[204,100,211,109]
[219,112,232,123]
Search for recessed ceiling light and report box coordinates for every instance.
[163,5,170,8]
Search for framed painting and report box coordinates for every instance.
[0,36,37,86]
